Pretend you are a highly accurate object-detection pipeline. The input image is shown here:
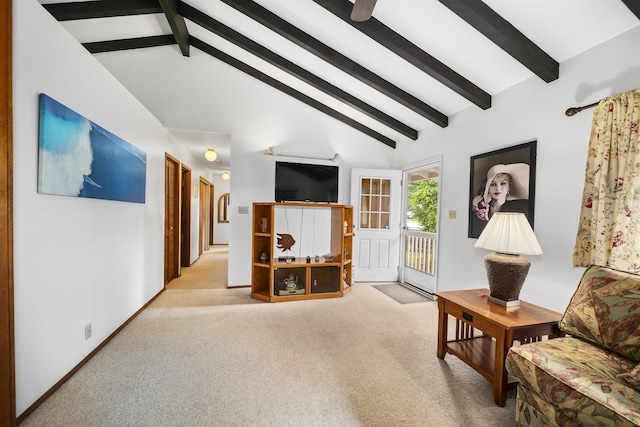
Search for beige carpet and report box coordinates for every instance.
[19,254,517,426]
[166,245,229,290]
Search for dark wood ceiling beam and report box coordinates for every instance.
[189,37,396,148]
[179,2,418,140]
[42,0,162,21]
[437,0,558,83]
[312,0,491,110]
[219,0,448,127]
[622,0,640,19]
[82,35,176,54]
[158,0,190,57]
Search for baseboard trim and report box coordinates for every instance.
[16,288,165,424]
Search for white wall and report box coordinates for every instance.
[13,0,211,414]
[272,206,333,258]
[394,26,640,313]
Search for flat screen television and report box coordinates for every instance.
[275,161,339,203]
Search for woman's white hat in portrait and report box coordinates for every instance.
[482,163,529,202]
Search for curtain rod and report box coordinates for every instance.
[565,100,600,116]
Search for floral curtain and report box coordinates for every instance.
[573,89,640,271]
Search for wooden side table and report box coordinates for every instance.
[435,288,563,406]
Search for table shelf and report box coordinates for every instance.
[446,336,495,382]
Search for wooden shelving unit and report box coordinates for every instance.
[251,202,353,302]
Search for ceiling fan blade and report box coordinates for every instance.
[350,0,377,22]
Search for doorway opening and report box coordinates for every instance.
[164,155,192,285]
[164,154,180,285]
[401,160,441,295]
[199,177,211,256]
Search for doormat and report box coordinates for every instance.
[372,283,432,304]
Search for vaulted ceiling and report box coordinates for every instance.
[37,0,640,169]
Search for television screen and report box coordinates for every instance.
[275,161,339,203]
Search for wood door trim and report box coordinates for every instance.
[164,154,180,285]
[199,177,210,256]
[180,164,191,267]
[1,1,16,424]
[209,184,215,245]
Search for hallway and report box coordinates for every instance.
[157,244,260,308]
[166,245,229,290]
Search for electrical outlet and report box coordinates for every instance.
[85,323,92,340]
[448,210,457,219]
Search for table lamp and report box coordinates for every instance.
[474,212,542,307]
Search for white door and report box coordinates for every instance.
[350,168,402,282]
[400,160,441,294]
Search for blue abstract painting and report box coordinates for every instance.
[38,94,147,203]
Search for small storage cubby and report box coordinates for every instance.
[311,266,340,294]
[251,202,353,302]
[274,267,306,296]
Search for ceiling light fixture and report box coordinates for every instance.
[205,148,217,162]
[222,171,230,181]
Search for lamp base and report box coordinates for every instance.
[487,295,520,307]
[484,252,530,305]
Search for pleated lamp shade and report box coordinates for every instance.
[474,212,542,255]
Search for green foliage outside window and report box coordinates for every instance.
[407,179,438,233]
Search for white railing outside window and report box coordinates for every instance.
[404,231,437,276]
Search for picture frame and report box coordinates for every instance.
[468,140,537,238]
[38,93,147,203]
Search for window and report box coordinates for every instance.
[359,178,390,229]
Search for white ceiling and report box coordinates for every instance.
[38,0,640,171]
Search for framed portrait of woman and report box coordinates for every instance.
[468,140,537,238]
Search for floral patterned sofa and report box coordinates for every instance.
[505,265,640,427]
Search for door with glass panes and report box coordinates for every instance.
[401,161,440,294]
[350,169,402,282]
